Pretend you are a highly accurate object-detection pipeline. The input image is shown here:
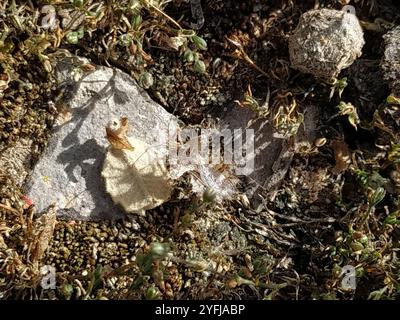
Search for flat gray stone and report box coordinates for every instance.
[25,56,178,220]
[220,103,319,202]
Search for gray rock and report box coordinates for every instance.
[382,26,400,97]
[289,8,364,81]
[220,103,320,202]
[25,55,178,220]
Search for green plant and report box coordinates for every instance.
[337,101,360,130]
[330,77,348,99]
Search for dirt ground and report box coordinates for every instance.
[1,0,400,300]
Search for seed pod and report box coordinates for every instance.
[314,137,327,147]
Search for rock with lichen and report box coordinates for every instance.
[381,26,400,97]
[289,8,365,81]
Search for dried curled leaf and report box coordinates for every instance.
[102,118,171,214]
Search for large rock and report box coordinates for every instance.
[25,55,178,220]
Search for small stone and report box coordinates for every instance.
[289,8,364,80]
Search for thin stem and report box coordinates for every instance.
[148,3,182,30]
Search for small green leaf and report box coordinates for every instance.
[150,242,169,259]
[131,15,142,30]
[181,29,196,37]
[183,49,195,63]
[61,283,74,299]
[330,77,348,99]
[350,241,364,252]
[129,276,144,291]
[387,95,400,105]
[191,35,207,50]
[145,286,160,300]
[77,27,84,39]
[369,186,386,208]
[202,188,217,204]
[367,171,386,190]
[65,31,79,44]
[384,210,400,225]
[119,34,132,46]
[140,254,154,274]
[388,142,400,163]
[234,275,255,286]
[72,0,84,7]
[193,59,206,74]
[337,101,360,130]
[354,169,369,186]
[92,265,103,291]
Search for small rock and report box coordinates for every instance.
[289,8,364,80]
